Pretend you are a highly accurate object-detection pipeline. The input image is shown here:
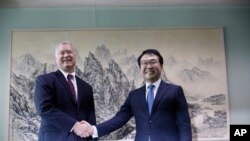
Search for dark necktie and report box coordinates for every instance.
[147,84,155,114]
[67,74,76,101]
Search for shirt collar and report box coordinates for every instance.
[59,69,76,80]
[146,78,161,89]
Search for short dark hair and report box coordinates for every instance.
[137,49,164,67]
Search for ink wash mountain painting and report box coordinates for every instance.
[9,28,229,141]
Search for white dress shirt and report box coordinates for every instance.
[145,79,161,100]
[59,69,78,100]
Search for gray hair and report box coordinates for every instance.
[55,41,74,56]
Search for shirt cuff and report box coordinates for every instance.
[70,122,77,132]
[92,125,98,138]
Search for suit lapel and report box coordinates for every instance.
[138,85,149,114]
[139,85,154,116]
[151,81,169,114]
[76,76,82,108]
[56,70,77,105]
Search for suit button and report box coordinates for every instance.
[149,120,152,123]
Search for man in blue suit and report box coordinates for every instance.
[34,41,96,141]
[87,49,192,141]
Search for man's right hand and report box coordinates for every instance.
[73,120,94,138]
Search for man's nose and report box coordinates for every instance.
[146,64,153,68]
[63,52,70,57]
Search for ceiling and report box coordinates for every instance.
[0,0,250,8]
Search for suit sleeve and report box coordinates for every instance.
[34,75,76,136]
[175,86,192,141]
[96,94,133,137]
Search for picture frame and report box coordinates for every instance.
[9,28,229,141]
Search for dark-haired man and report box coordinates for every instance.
[85,49,192,141]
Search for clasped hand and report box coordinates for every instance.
[73,120,93,138]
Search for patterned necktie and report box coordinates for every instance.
[147,84,155,114]
[67,74,76,101]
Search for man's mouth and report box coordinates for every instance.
[62,58,72,64]
[146,70,154,74]
[62,59,71,64]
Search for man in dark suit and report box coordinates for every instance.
[34,41,96,141]
[86,49,192,141]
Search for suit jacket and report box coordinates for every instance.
[96,80,192,141]
[34,70,96,141]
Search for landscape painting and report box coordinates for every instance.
[9,28,229,141]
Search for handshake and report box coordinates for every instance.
[73,120,94,138]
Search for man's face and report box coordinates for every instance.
[140,53,163,83]
[55,43,76,73]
